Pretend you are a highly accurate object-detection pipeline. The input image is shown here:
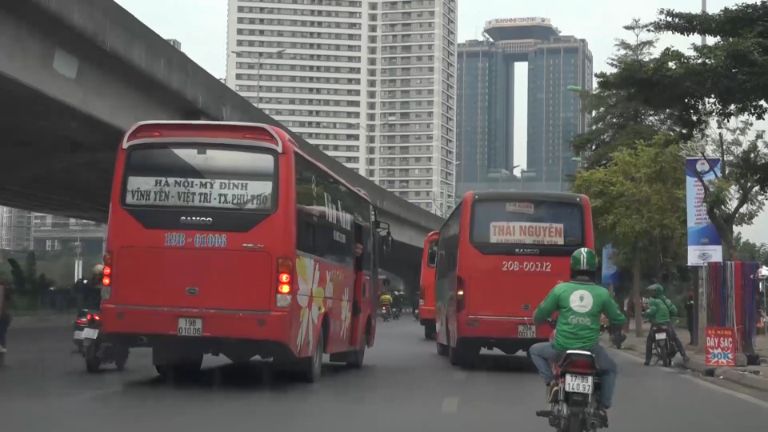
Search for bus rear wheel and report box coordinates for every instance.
[346,334,366,369]
[155,354,203,380]
[424,323,436,340]
[301,334,324,383]
[449,341,477,368]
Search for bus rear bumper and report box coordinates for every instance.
[100,305,296,360]
[457,315,551,354]
[419,306,435,321]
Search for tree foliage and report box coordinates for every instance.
[7,258,25,291]
[574,135,686,276]
[576,5,768,262]
[683,119,768,258]
[574,20,686,168]
[733,233,768,264]
[651,2,768,125]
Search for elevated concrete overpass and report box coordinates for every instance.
[0,0,443,294]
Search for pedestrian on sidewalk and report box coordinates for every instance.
[685,291,695,345]
[0,282,12,353]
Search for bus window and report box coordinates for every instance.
[470,200,584,250]
[124,145,275,211]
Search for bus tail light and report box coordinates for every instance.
[276,257,293,307]
[101,252,113,300]
[456,277,465,312]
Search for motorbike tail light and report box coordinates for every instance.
[75,318,88,326]
[562,357,597,375]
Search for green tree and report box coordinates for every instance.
[573,19,682,168]
[574,135,686,335]
[587,7,768,260]
[733,233,768,264]
[24,251,37,293]
[682,119,767,259]
[650,2,768,130]
[7,258,26,291]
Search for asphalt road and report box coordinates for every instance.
[1,318,767,431]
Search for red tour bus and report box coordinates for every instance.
[418,231,439,339]
[435,191,594,367]
[100,121,389,381]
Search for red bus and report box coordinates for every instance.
[100,121,389,382]
[418,231,439,339]
[434,191,594,367]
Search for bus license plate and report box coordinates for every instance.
[177,318,203,337]
[518,324,536,338]
[564,374,593,394]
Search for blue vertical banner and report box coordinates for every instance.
[601,243,620,291]
[686,157,722,266]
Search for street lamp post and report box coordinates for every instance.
[231,48,287,108]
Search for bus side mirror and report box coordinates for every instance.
[427,249,437,266]
[375,221,392,253]
[383,231,392,253]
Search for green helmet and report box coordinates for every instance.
[570,248,597,272]
[647,283,664,297]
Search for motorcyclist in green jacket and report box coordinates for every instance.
[530,247,626,422]
[642,283,689,365]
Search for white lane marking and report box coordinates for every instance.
[679,375,768,409]
[613,349,676,372]
[441,396,459,413]
[614,349,768,409]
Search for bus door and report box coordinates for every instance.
[349,221,366,347]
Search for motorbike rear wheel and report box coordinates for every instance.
[565,414,582,432]
[84,343,101,374]
[659,342,671,367]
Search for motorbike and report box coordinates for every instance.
[391,305,401,320]
[536,320,608,431]
[599,316,625,349]
[73,309,94,354]
[78,310,129,373]
[650,325,676,367]
[379,305,392,322]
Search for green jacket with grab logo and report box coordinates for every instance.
[534,280,626,351]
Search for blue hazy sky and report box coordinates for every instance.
[115,0,766,242]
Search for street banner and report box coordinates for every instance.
[686,157,722,266]
[601,243,619,291]
[705,326,735,366]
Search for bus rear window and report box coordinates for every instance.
[123,145,275,211]
[471,200,583,246]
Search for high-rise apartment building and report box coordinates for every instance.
[0,206,32,251]
[457,18,592,193]
[226,0,457,214]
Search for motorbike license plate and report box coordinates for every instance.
[655,332,667,340]
[82,328,99,340]
[518,324,536,338]
[73,330,84,340]
[177,318,203,336]
[564,374,593,394]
